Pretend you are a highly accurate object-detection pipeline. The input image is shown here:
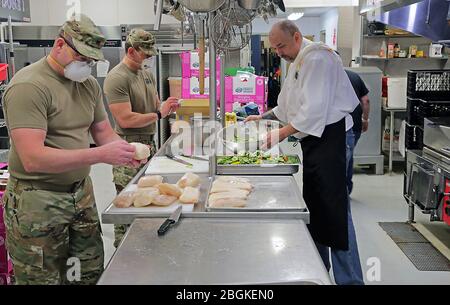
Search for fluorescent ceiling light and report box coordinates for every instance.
[288,12,304,20]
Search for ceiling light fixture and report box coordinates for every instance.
[287,11,304,20]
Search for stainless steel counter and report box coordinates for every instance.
[98,218,331,285]
[99,126,330,285]
[101,133,309,224]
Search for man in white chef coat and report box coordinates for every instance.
[246,20,364,285]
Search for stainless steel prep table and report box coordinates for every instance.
[98,218,331,285]
[102,134,309,224]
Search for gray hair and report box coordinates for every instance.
[271,20,301,37]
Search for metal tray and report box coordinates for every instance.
[216,162,300,175]
[205,175,306,212]
[102,173,212,224]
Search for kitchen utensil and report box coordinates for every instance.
[180,154,209,161]
[237,0,262,10]
[177,0,226,13]
[157,205,182,235]
[165,152,194,167]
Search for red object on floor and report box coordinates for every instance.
[443,179,450,226]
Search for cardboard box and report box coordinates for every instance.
[387,77,407,109]
[181,51,221,78]
[168,77,182,99]
[224,74,267,112]
[181,76,220,100]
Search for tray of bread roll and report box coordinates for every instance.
[111,173,210,214]
[205,175,307,212]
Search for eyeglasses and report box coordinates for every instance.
[60,35,97,67]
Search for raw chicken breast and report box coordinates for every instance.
[209,198,247,208]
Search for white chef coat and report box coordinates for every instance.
[273,39,360,139]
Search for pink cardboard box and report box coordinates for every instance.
[181,51,221,78]
[224,74,267,112]
[181,76,221,100]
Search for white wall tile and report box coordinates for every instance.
[80,0,119,26]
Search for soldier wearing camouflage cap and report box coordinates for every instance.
[2,14,145,285]
[104,28,179,248]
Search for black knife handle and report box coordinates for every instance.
[158,219,175,236]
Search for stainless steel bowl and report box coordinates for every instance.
[177,0,226,13]
[237,0,262,10]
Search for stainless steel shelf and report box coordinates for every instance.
[363,34,422,38]
[383,151,405,162]
[382,106,407,112]
[362,55,449,61]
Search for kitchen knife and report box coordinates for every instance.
[158,205,182,236]
[180,154,209,161]
[165,153,193,167]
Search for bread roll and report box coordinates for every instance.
[112,191,135,208]
[157,183,182,198]
[152,195,178,206]
[209,198,247,208]
[137,187,160,194]
[138,175,163,188]
[210,181,253,193]
[130,142,150,160]
[177,172,200,189]
[179,187,200,204]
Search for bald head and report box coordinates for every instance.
[269,20,303,62]
[270,20,302,38]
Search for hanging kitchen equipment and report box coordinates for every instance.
[177,0,227,13]
[237,0,262,10]
[199,17,206,95]
[211,2,252,51]
[267,1,277,17]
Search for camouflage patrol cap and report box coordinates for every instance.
[127,28,157,56]
[60,14,106,61]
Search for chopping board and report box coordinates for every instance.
[145,156,209,175]
[120,184,194,213]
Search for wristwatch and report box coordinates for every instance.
[362,117,370,122]
[156,110,162,120]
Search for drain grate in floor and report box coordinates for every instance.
[379,222,450,272]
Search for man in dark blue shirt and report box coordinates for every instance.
[345,69,370,195]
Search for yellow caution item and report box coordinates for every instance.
[225,112,237,127]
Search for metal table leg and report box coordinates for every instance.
[389,111,394,174]
[408,200,415,224]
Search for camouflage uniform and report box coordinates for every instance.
[105,29,159,248]
[2,14,107,285]
[113,135,156,248]
[3,177,104,285]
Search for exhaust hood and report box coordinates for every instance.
[366,0,450,45]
